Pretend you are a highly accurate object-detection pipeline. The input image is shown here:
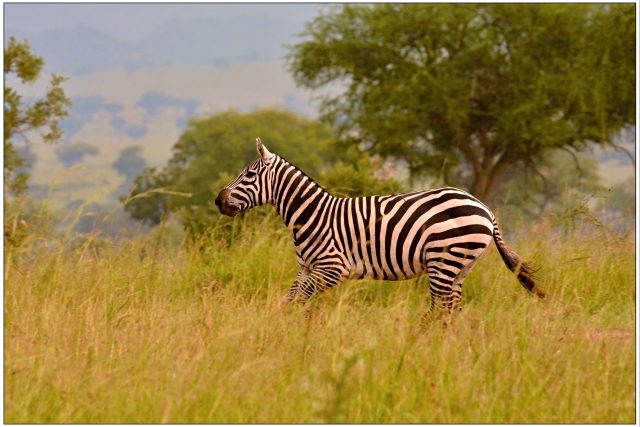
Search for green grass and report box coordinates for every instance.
[4,214,636,423]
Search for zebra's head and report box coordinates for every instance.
[215,138,274,217]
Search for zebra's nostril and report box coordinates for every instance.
[215,189,237,217]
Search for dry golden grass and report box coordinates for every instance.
[4,213,635,423]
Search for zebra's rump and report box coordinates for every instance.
[343,188,495,281]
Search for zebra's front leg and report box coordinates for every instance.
[279,268,309,308]
[294,266,346,305]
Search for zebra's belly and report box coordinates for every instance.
[347,251,427,281]
[355,270,424,281]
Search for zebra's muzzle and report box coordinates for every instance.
[215,189,240,217]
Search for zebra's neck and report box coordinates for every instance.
[270,157,333,231]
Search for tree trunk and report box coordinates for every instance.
[469,153,516,203]
[470,168,492,202]
[456,131,517,203]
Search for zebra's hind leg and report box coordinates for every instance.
[448,256,481,311]
[423,254,481,322]
[421,282,458,326]
[424,266,458,316]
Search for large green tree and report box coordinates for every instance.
[124,109,336,225]
[4,37,71,195]
[289,4,635,201]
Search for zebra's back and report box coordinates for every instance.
[338,187,495,281]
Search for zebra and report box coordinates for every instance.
[215,138,544,314]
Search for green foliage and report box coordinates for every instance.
[288,4,636,200]
[55,142,100,167]
[320,147,405,197]
[124,109,336,226]
[4,37,71,195]
[122,167,174,225]
[14,145,37,172]
[584,5,636,132]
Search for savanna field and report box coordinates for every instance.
[4,210,636,423]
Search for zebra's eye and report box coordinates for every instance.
[245,170,257,178]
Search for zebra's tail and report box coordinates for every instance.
[491,217,545,299]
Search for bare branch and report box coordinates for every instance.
[610,141,636,172]
[487,149,519,192]
[529,162,556,215]
[454,132,481,175]
[560,147,585,180]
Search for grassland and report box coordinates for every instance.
[4,212,636,423]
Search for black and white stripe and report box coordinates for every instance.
[215,138,544,312]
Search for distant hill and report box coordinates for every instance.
[6,14,307,75]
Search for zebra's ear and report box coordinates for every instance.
[256,137,273,162]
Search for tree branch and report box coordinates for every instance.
[478,128,496,171]
[610,141,636,173]
[487,149,519,194]
[530,162,556,215]
[455,132,481,176]
[560,146,585,180]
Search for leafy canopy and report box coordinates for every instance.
[4,37,71,195]
[288,4,635,200]
[319,146,404,198]
[124,109,336,226]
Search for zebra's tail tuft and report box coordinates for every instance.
[492,217,545,299]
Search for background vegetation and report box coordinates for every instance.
[289,4,635,201]
[4,36,70,195]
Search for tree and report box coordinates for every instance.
[124,109,336,225]
[319,146,405,197]
[123,167,172,225]
[288,4,636,201]
[4,37,71,195]
[14,145,37,178]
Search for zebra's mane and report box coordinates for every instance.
[274,154,330,195]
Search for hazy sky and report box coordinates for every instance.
[4,3,323,42]
[4,2,333,201]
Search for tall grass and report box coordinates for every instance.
[4,211,635,423]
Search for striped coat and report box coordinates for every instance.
[215,138,543,312]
